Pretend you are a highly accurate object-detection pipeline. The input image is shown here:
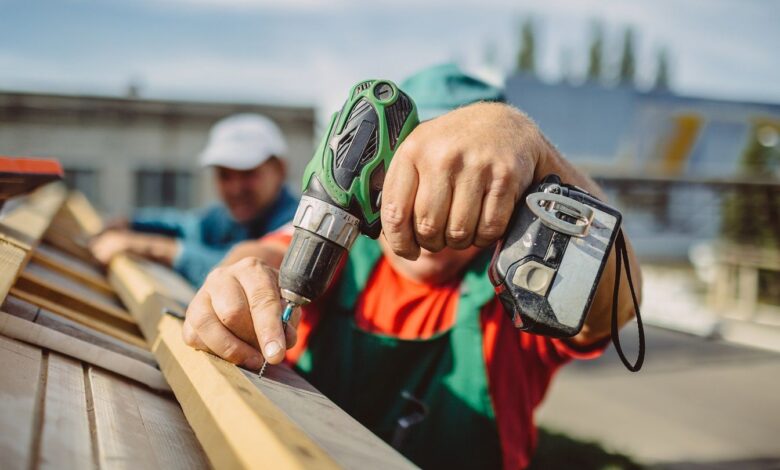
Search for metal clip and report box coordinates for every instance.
[526,192,595,237]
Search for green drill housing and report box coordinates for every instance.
[300,79,419,238]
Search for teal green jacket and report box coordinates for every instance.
[131,186,298,286]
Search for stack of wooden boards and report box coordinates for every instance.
[0,181,414,470]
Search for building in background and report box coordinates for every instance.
[0,91,316,217]
[506,74,780,261]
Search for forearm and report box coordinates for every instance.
[125,232,180,266]
[521,110,642,344]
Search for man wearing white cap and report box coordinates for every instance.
[90,113,298,286]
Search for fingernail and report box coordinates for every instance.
[245,355,263,371]
[264,341,282,359]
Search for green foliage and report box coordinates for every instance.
[618,28,636,85]
[517,18,536,74]
[587,22,604,82]
[654,48,670,90]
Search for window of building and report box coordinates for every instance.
[64,168,100,204]
[135,169,193,209]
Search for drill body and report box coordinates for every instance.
[279,80,419,309]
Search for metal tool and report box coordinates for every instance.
[489,174,623,338]
[277,79,418,321]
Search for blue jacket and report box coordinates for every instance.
[131,186,298,287]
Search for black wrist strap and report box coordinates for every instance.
[611,229,645,372]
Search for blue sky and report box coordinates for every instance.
[1,0,778,114]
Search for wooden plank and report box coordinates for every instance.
[0,238,27,305]
[42,190,104,264]
[129,373,209,469]
[245,366,414,469]
[17,260,135,330]
[2,294,154,365]
[33,243,113,296]
[88,367,207,469]
[60,190,103,236]
[0,182,67,302]
[0,182,67,245]
[110,253,414,469]
[9,287,147,349]
[0,335,43,470]
[38,353,93,470]
[0,310,169,392]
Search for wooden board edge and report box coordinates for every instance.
[109,254,340,470]
[0,310,170,392]
[0,182,68,302]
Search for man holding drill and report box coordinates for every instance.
[182,64,641,469]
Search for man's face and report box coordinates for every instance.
[379,236,483,285]
[215,158,285,223]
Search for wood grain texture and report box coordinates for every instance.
[0,182,67,303]
[9,287,147,349]
[0,310,169,392]
[88,367,207,470]
[111,254,414,469]
[245,366,415,469]
[0,335,43,470]
[0,182,67,244]
[18,260,136,331]
[2,293,154,365]
[0,239,29,308]
[38,353,93,470]
[33,243,113,296]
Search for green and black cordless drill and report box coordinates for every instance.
[278,79,419,322]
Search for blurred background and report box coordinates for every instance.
[1,0,779,468]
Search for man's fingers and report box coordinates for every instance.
[186,291,264,370]
[445,171,485,249]
[413,175,452,252]
[207,269,260,349]
[232,259,286,365]
[181,318,209,351]
[474,170,518,247]
[381,150,420,260]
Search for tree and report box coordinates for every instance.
[618,27,636,85]
[654,48,670,90]
[586,22,604,82]
[517,18,536,74]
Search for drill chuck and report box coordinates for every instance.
[279,195,361,305]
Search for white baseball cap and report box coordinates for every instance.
[199,113,288,170]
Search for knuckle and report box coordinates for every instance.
[218,305,247,330]
[205,266,226,283]
[181,324,198,347]
[490,169,516,192]
[475,224,504,246]
[247,289,279,311]
[220,342,246,364]
[415,218,439,240]
[381,202,407,229]
[446,227,472,246]
[235,256,262,270]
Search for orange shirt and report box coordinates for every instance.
[268,230,607,469]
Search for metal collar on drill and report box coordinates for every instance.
[292,195,361,249]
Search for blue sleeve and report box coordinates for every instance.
[131,207,195,238]
[168,205,244,287]
[172,241,231,287]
